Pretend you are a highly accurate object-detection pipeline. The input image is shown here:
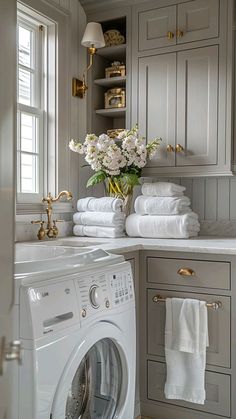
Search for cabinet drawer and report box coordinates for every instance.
[139,5,176,51]
[177,0,219,44]
[147,289,230,368]
[147,360,230,417]
[147,257,230,290]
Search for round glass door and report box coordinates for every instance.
[65,338,123,419]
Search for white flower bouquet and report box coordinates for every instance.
[69,125,161,213]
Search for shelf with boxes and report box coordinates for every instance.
[88,16,128,137]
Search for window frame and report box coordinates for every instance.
[17,9,47,203]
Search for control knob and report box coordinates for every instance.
[89,285,103,308]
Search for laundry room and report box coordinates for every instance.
[1,0,236,418]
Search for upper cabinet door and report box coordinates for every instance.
[176,45,218,167]
[139,5,176,51]
[138,53,176,167]
[177,0,219,44]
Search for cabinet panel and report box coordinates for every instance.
[177,0,219,44]
[176,45,218,166]
[138,54,176,167]
[147,289,231,368]
[147,361,230,417]
[147,257,231,290]
[139,5,176,51]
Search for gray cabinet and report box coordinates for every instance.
[138,0,219,52]
[139,250,235,419]
[147,289,230,368]
[139,45,219,168]
[138,53,176,167]
[176,45,218,166]
[148,361,230,417]
[139,5,176,51]
[177,0,219,44]
[132,0,233,177]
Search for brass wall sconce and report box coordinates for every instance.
[72,22,105,99]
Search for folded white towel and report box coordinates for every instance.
[142,182,185,197]
[73,225,125,238]
[125,213,200,239]
[165,298,209,404]
[73,211,125,227]
[134,196,191,215]
[77,196,123,213]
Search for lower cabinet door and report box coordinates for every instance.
[147,289,231,368]
[147,360,231,417]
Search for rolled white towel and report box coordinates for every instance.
[126,212,200,239]
[73,225,125,238]
[134,196,191,215]
[142,182,186,197]
[73,211,125,227]
[77,196,123,213]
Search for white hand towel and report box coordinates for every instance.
[134,196,191,215]
[73,224,125,238]
[164,298,209,404]
[73,211,125,227]
[77,196,123,213]
[125,213,200,239]
[142,182,186,197]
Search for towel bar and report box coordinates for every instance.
[152,295,222,310]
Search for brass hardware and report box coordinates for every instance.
[0,338,22,376]
[152,294,222,310]
[31,191,72,240]
[72,77,88,99]
[175,144,184,152]
[72,44,97,98]
[31,220,45,240]
[177,267,195,277]
[167,31,174,39]
[52,220,64,238]
[166,144,175,152]
[177,29,184,38]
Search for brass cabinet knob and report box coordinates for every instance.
[175,144,184,152]
[177,267,195,277]
[177,29,184,38]
[166,144,175,152]
[167,31,175,40]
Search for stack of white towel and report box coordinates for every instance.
[126,182,200,239]
[73,196,126,238]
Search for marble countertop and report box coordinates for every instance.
[57,236,236,255]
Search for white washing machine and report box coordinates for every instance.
[16,248,136,419]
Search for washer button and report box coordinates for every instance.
[105,300,110,308]
[81,309,87,318]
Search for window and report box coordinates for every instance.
[17,6,51,203]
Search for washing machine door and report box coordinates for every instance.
[51,323,133,419]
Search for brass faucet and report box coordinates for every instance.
[31,190,73,240]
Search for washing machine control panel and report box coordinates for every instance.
[109,269,134,306]
[76,262,134,320]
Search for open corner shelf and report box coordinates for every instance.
[96,44,127,59]
[94,76,126,87]
[95,108,126,118]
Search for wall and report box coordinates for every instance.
[15,0,87,241]
[132,176,236,237]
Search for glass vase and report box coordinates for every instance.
[107,178,133,216]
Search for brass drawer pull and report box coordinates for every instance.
[166,144,175,152]
[167,31,175,40]
[177,29,184,38]
[177,267,195,277]
[152,294,222,310]
[175,144,184,152]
